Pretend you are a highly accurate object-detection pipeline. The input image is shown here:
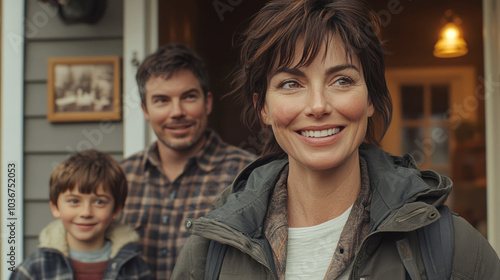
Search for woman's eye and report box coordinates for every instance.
[333,77,354,87]
[279,80,301,89]
[68,199,79,204]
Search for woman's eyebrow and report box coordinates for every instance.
[325,64,360,75]
[271,64,360,78]
[271,68,306,77]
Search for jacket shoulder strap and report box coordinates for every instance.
[205,240,229,280]
[417,205,454,280]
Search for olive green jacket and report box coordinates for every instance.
[172,145,500,280]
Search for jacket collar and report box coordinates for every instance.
[359,144,452,231]
[38,220,139,258]
[198,145,451,236]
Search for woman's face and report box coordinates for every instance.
[259,37,374,171]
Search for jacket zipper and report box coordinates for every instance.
[233,238,278,280]
[349,231,379,280]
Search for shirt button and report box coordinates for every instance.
[186,220,193,229]
[170,190,177,200]
[161,248,167,256]
[163,215,169,224]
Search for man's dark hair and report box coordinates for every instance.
[136,43,210,106]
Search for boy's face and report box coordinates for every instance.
[49,184,121,252]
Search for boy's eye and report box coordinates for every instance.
[68,199,79,204]
[94,199,109,207]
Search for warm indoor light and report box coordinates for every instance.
[433,11,468,58]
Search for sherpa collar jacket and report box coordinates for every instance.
[10,220,152,280]
[172,145,500,280]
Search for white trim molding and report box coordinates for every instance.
[123,0,158,158]
[1,0,25,277]
[483,0,500,253]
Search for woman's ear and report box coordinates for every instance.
[367,97,375,118]
[253,93,271,125]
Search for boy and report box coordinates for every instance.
[10,150,151,280]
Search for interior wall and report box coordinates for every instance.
[369,0,485,123]
[369,0,487,233]
[22,0,124,257]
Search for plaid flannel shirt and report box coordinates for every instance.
[119,129,256,280]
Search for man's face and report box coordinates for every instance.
[142,70,212,153]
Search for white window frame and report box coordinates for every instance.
[383,67,476,157]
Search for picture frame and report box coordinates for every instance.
[47,56,121,122]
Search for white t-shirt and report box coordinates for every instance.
[285,205,353,280]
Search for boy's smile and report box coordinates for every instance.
[50,185,121,252]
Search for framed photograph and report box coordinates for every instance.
[47,56,121,122]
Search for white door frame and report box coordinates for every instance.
[123,0,158,157]
[1,0,25,277]
[483,0,500,253]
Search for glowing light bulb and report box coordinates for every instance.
[434,21,468,58]
[444,27,458,39]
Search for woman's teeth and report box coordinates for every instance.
[301,128,340,138]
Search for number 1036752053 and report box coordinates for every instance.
[7,163,16,215]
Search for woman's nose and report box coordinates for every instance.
[306,87,332,118]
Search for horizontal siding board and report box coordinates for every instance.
[25,0,123,40]
[24,201,56,236]
[24,153,123,200]
[24,154,63,200]
[25,39,123,82]
[25,82,47,117]
[24,237,39,258]
[24,118,123,153]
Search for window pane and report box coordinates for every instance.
[431,84,449,120]
[402,127,425,165]
[431,126,449,164]
[401,85,424,120]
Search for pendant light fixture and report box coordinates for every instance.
[433,10,468,58]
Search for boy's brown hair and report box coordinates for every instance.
[49,149,127,212]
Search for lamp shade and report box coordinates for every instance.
[433,22,468,58]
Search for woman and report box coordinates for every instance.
[172,0,500,279]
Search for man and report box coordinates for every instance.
[119,44,256,279]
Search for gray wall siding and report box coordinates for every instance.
[23,0,123,257]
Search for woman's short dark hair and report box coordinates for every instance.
[136,43,210,106]
[231,0,392,156]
